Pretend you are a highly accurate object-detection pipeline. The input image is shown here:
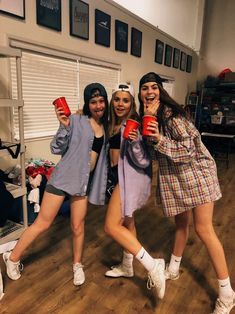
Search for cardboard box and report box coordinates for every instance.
[224,72,235,82]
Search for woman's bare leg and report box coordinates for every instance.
[172,211,190,257]
[70,196,88,264]
[10,191,65,262]
[104,185,141,255]
[193,202,228,279]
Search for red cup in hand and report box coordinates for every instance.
[123,119,140,139]
[142,115,157,136]
[53,97,71,117]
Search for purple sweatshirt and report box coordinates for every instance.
[118,128,152,217]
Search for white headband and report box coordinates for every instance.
[113,83,135,98]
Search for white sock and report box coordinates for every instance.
[168,254,182,273]
[218,277,234,301]
[135,247,155,272]
[122,251,133,268]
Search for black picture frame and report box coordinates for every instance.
[0,0,25,19]
[95,9,111,47]
[155,40,164,64]
[131,27,142,58]
[186,55,192,73]
[173,48,180,69]
[180,51,187,71]
[70,0,89,40]
[115,20,128,52]
[36,0,61,31]
[164,44,173,67]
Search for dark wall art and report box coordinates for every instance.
[173,48,180,69]
[155,40,164,64]
[164,44,173,67]
[70,0,89,40]
[180,51,187,71]
[115,20,128,52]
[36,0,61,31]
[95,9,111,47]
[131,27,142,57]
[186,55,192,73]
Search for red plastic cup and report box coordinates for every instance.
[142,115,157,136]
[53,97,71,117]
[123,119,140,139]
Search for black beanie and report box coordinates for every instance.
[139,72,163,90]
[84,83,107,104]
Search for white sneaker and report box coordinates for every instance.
[165,264,180,281]
[0,267,4,301]
[73,263,85,286]
[147,258,166,299]
[3,251,23,280]
[212,292,235,314]
[105,264,134,278]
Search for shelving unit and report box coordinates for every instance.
[199,82,235,134]
[0,46,28,245]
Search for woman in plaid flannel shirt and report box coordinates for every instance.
[138,72,234,314]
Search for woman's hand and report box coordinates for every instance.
[54,106,70,127]
[144,99,160,116]
[128,129,139,141]
[146,120,161,143]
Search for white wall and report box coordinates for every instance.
[198,0,235,81]
[110,0,205,51]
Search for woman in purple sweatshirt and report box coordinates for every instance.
[104,83,166,300]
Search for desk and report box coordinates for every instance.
[201,132,235,168]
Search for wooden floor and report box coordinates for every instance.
[1,155,235,314]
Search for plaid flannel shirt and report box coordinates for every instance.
[154,116,221,216]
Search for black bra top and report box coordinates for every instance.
[109,131,121,149]
[92,135,104,154]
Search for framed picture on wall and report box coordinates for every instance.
[95,9,111,47]
[180,51,187,71]
[70,0,89,40]
[186,55,192,73]
[173,48,180,68]
[36,0,61,31]
[131,27,142,57]
[164,44,173,67]
[155,40,164,64]
[115,20,128,52]
[0,0,25,19]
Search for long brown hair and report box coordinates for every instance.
[138,83,186,133]
[109,91,139,136]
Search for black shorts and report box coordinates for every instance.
[45,184,68,196]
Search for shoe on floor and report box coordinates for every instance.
[147,258,166,299]
[105,264,134,278]
[73,263,85,286]
[165,263,180,281]
[212,292,235,314]
[3,251,23,280]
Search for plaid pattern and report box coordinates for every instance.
[154,116,222,217]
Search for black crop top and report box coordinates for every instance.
[92,135,104,154]
[109,131,121,149]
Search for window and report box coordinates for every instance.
[11,50,119,139]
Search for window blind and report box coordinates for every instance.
[11,51,79,139]
[11,51,120,139]
[78,62,120,107]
